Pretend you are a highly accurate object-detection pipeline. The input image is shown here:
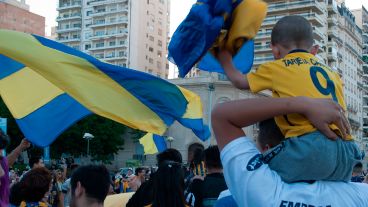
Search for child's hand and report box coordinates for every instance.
[217,49,233,66]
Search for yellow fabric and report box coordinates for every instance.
[0,67,63,119]
[104,192,134,207]
[247,52,351,139]
[211,0,268,55]
[139,133,157,154]
[178,86,203,119]
[0,30,166,134]
[224,0,268,54]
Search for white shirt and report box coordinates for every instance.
[221,137,368,207]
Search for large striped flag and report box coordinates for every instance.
[0,30,210,147]
[139,133,167,155]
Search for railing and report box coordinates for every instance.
[58,1,82,9]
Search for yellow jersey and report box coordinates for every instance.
[247,50,351,139]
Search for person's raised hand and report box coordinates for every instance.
[19,139,31,151]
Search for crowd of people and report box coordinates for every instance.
[1,15,368,206]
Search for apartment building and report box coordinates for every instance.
[57,0,170,78]
[352,6,368,163]
[0,0,45,36]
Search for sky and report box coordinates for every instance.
[26,0,368,36]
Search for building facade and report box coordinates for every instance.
[352,6,368,165]
[56,0,170,78]
[0,0,45,36]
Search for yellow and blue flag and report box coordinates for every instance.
[139,133,167,155]
[0,30,210,147]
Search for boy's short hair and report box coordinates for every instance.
[271,15,314,49]
[258,119,285,149]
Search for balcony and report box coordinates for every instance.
[101,54,128,61]
[313,27,325,41]
[90,29,128,40]
[89,43,128,51]
[262,13,324,27]
[88,0,128,6]
[327,16,338,26]
[327,52,338,61]
[56,26,81,33]
[254,45,271,53]
[90,7,128,17]
[57,13,82,21]
[328,29,339,39]
[254,56,274,65]
[363,23,368,31]
[57,1,82,10]
[328,0,338,14]
[255,31,271,40]
[268,0,324,15]
[58,37,80,43]
[90,18,128,28]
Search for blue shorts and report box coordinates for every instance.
[263,131,361,183]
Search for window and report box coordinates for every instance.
[158,40,162,47]
[96,42,104,48]
[85,44,91,50]
[149,58,153,63]
[149,36,154,41]
[148,69,153,74]
[109,41,116,46]
[158,29,162,36]
[157,50,162,57]
[149,47,154,52]
[96,30,104,36]
[157,61,162,68]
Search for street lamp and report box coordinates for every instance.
[166,136,175,148]
[83,132,94,156]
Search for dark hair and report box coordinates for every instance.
[9,182,22,206]
[204,146,222,169]
[271,16,314,50]
[353,162,363,174]
[156,148,183,166]
[71,165,110,203]
[135,167,145,176]
[0,129,9,150]
[188,143,204,167]
[29,156,41,168]
[152,161,186,207]
[258,119,285,149]
[19,167,52,202]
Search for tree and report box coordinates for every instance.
[51,115,127,164]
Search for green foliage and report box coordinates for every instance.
[51,115,126,164]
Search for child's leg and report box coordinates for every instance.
[264,131,360,183]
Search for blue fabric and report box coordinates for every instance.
[168,0,246,78]
[214,196,238,207]
[16,94,91,147]
[153,134,167,152]
[178,118,211,141]
[0,54,25,79]
[198,40,254,74]
[168,2,224,78]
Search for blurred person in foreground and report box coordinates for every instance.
[125,148,183,207]
[70,165,110,207]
